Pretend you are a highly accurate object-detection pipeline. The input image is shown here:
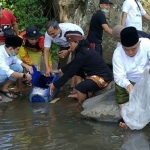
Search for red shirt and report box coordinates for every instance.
[0,10,16,42]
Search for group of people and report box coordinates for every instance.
[0,0,150,129]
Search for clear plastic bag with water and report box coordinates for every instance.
[121,67,150,130]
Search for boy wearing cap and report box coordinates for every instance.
[87,0,113,56]
[0,6,19,44]
[0,36,32,101]
[112,27,150,128]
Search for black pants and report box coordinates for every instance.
[75,69,99,94]
[95,43,103,56]
[90,42,103,56]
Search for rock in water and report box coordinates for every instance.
[81,88,121,122]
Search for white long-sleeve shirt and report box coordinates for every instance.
[113,38,150,89]
[0,45,22,77]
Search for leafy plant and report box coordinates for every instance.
[50,43,60,62]
[2,0,48,33]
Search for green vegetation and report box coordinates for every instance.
[50,43,60,62]
[1,0,60,61]
[2,0,48,33]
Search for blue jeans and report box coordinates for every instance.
[0,64,23,86]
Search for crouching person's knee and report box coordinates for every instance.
[10,64,23,73]
[9,64,23,81]
[0,69,8,85]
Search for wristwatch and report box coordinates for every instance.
[23,73,27,79]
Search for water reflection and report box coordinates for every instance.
[1,95,150,149]
[30,103,55,126]
[120,132,150,150]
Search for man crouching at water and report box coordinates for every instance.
[113,27,150,128]
[0,36,33,101]
[49,32,113,104]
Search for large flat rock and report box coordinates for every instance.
[81,88,121,122]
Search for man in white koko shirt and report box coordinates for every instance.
[113,26,150,128]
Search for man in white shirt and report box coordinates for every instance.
[113,27,150,128]
[0,36,32,101]
[43,20,84,76]
[122,0,150,31]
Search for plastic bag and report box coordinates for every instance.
[121,67,150,130]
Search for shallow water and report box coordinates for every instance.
[0,87,150,150]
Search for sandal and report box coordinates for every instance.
[22,80,32,87]
[0,90,14,99]
[9,88,23,96]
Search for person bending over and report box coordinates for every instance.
[49,32,113,104]
[113,27,150,128]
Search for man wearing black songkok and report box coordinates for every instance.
[112,27,150,128]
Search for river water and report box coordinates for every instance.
[0,86,150,150]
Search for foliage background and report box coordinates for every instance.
[1,0,60,61]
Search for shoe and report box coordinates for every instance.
[0,90,14,99]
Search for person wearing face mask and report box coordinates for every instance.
[122,0,150,31]
[0,35,33,101]
[86,0,113,56]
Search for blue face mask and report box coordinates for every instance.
[102,9,109,13]
[8,53,16,57]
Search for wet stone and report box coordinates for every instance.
[81,88,121,122]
